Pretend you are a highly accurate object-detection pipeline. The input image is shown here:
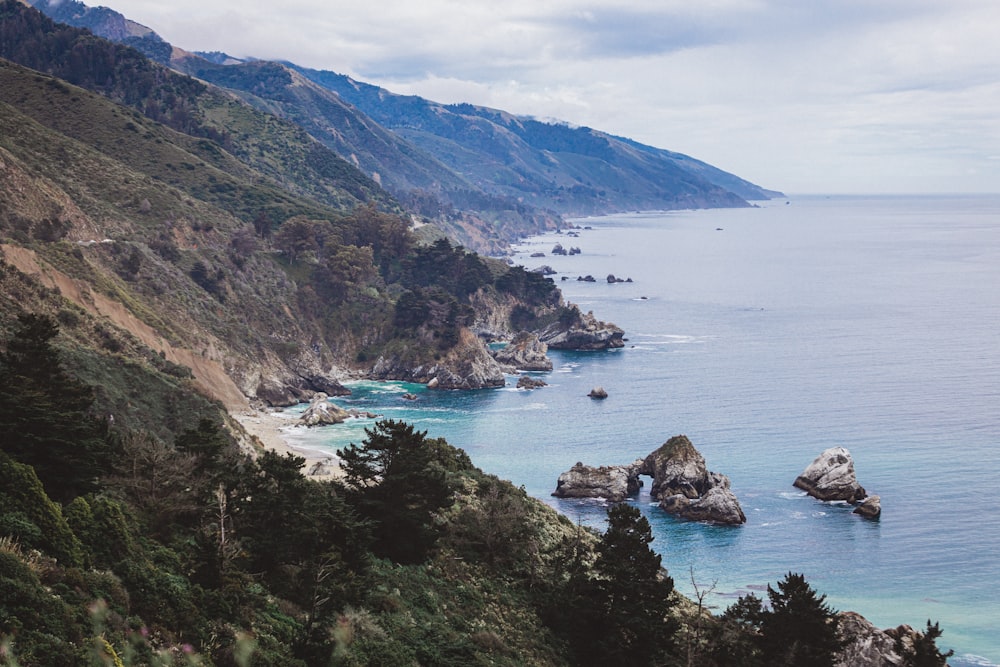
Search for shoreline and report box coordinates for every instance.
[233,408,344,480]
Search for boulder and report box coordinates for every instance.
[401,393,418,401]
[517,375,547,389]
[552,460,643,502]
[660,484,746,525]
[551,243,568,255]
[853,495,881,519]
[536,306,625,350]
[834,612,905,667]
[588,386,608,399]
[492,331,553,371]
[299,393,351,427]
[794,447,867,503]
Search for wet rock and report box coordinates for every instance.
[517,375,548,389]
[854,495,881,519]
[299,393,351,427]
[588,386,608,399]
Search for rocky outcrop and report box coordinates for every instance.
[588,386,608,399]
[299,393,351,426]
[552,460,644,502]
[638,435,746,525]
[854,495,881,519]
[640,435,712,499]
[517,375,547,389]
[254,372,351,407]
[370,328,506,389]
[794,447,868,503]
[492,331,553,371]
[553,435,746,525]
[660,484,746,526]
[537,305,625,350]
[835,612,907,667]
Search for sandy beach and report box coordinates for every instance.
[233,408,344,480]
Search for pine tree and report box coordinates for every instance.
[570,503,678,666]
[761,572,846,667]
[0,313,110,503]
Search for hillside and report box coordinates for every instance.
[29,0,782,248]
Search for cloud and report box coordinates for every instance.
[98,0,1000,193]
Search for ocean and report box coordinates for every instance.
[281,195,1000,666]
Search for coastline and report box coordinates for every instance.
[233,408,344,480]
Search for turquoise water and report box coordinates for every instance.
[282,195,1000,665]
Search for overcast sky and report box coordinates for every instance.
[96,0,1000,194]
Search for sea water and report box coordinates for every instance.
[283,195,1000,665]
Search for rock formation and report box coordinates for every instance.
[551,460,644,502]
[516,375,547,389]
[537,306,625,350]
[551,435,746,525]
[491,331,553,371]
[587,386,608,399]
[638,435,747,525]
[298,393,351,427]
[794,447,868,503]
[853,495,881,519]
[834,612,914,667]
[660,484,746,526]
[370,328,506,389]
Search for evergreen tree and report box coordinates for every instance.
[0,313,111,503]
[339,420,470,563]
[761,572,846,667]
[569,503,678,666]
[899,620,954,667]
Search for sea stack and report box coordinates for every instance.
[794,447,867,503]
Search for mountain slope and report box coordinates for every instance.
[293,66,783,214]
[28,0,781,231]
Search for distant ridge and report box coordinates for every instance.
[28,0,783,248]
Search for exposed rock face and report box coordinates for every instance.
[254,372,351,407]
[588,386,608,399]
[854,495,881,519]
[299,393,351,427]
[370,328,506,389]
[640,435,711,499]
[537,306,625,350]
[834,612,905,667]
[638,435,746,525]
[794,447,868,503]
[552,460,644,502]
[661,484,746,526]
[492,331,553,371]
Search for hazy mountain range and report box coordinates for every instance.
[29,0,782,253]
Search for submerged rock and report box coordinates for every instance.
[552,460,643,502]
[794,447,868,503]
[517,375,547,389]
[853,495,881,519]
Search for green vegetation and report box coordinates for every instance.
[0,4,953,664]
[0,316,957,665]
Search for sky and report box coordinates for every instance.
[94,0,1000,194]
